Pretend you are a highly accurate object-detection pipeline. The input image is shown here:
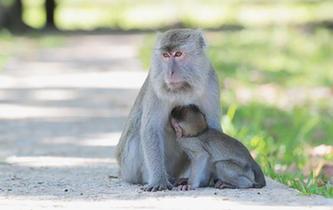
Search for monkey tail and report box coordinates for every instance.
[251,161,266,188]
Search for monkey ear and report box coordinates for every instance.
[196,29,207,48]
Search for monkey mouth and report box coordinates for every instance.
[165,81,191,91]
[168,82,184,89]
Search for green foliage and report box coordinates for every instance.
[0,30,13,71]
[223,104,333,198]
[20,0,333,30]
[138,34,155,70]
[1,0,15,7]
[215,28,333,197]
[267,169,333,197]
[209,28,333,87]
[138,26,333,197]
[22,0,45,28]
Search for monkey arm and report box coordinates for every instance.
[189,153,211,188]
[198,70,222,131]
[179,137,211,189]
[140,105,173,191]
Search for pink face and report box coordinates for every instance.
[161,50,187,90]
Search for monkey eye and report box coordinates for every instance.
[174,51,183,57]
[162,52,170,58]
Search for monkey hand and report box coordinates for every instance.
[170,118,183,138]
[142,180,173,192]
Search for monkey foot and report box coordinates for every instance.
[141,182,173,192]
[214,179,236,189]
[173,178,193,191]
[174,177,189,186]
[177,184,193,191]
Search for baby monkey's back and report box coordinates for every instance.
[170,104,266,189]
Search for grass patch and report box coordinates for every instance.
[222,104,333,197]
[138,27,333,197]
[208,28,333,87]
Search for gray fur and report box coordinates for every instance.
[170,106,266,190]
[201,129,266,189]
[115,28,222,191]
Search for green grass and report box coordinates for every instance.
[208,28,333,87]
[222,103,333,197]
[138,27,333,197]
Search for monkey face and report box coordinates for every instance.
[160,50,189,90]
[150,29,211,97]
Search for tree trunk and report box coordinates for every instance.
[0,5,6,28]
[8,0,24,28]
[45,0,57,29]
[2,0,30,32]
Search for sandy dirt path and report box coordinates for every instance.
[0,34,332,210]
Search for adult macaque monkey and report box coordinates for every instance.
[116,29,222,191]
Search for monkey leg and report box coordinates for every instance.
[214,161,254,189]
[119,137,146,184]
[188,153,211,189]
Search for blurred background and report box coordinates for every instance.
[0,0,333,198]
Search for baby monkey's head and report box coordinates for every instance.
[170,104,208,138]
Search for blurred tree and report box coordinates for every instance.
[0,5,5,26]
[0,0,30,31]
[45,0,57,29]
[0,0,57,31]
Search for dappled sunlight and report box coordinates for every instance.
[238,6,307,26]
[182,6,227,27]
[41,132,121,147]
[123,5,178,29]
[0,71,147,89]
[20,0,333,30]
[31,89,78,101]
[0,103,127,119]
[227,82,332,110]
[5,156,116,168]
[79,132,121,147]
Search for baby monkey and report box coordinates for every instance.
[170,105,266,190]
